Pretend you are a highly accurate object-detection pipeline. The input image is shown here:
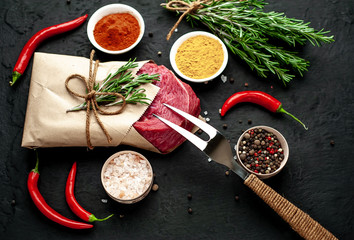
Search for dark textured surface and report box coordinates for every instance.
[0,0,353,239]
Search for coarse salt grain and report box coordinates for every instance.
[221,74,227,83]
[102,153,152,200]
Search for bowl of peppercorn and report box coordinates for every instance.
[235,126,289,179]
[87,4,145,54]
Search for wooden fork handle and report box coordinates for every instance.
[244,174,337,240]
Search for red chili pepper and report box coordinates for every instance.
[11,14,88,86]
[220,91,308,130]
[27,152,93,229]
[66,162,113,222]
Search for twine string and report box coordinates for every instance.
[244,174,338,240]
[65,50,126,149]
[163,0,211,40]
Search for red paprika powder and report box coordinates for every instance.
[93,13,140,51]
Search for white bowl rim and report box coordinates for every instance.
[87,3,145,54]
[169,31,228,83]
[235,126,289,179]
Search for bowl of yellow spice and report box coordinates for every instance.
[170,31,228,83]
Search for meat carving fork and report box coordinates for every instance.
[154,103,337,240]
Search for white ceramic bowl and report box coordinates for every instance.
[87,4,145,54]
[235,126,289,179]
[169,31,228,83]
[101,151,153,204]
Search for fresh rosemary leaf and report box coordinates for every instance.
[67,59,159,112]
[163,0,334,84]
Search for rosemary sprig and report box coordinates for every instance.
[67,59,159,112]
[164,0,334,84]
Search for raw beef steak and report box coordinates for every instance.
[133,62,201,153]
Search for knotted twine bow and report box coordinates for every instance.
[162,0,212,40]
[65,50,126,150]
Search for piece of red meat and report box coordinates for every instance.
[133,62,201,153]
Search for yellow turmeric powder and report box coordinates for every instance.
[175,35,224,79]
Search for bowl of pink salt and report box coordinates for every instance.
[101,150,153,204]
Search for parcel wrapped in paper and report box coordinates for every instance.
[21,52,201,153]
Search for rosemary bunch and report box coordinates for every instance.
[163,0,334,84]
[67,59,159,112]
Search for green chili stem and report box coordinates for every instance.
[277,107,308,130]
[89,214,114,222]
[10,71,21,86]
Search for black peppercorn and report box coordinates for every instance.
[187,193,192,200]
[152,183,159,191]
[188,207,193,214]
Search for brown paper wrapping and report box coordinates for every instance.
[21,52,161,152]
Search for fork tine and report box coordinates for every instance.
[163,103,217,138]
[153,114,208,151]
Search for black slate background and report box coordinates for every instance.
[1,0,353,239]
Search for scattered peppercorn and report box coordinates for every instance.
[225,170,230,176]
[11,199,16,207]
[330,140,335,146]
[248,119,252,124]
[239,120,243,124]
[157,51,162,56]
[66,0,71,4]
[119,214,125,218]
[244,82,248,87]
[188,207,193,214]
[187,193,192,200]
[152,183,159,192]
[148,32,153,37]
[229,77,234,83]
[234,195,239,201]
[222,124,228,129]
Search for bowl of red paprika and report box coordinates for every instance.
[87,4,145,54]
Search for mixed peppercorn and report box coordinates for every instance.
[238,128,284,174]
